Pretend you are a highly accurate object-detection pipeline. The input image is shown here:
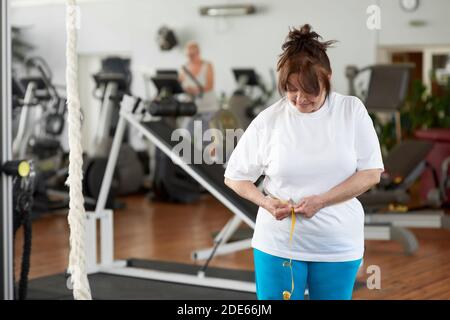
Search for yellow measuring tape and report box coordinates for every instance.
[265,193,297,300]
[282,207,296,300]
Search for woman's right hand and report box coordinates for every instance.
[223,179,292,221]
[262,196,292,221]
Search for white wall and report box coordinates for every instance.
[11,0,379,99]
[379,0,450,46]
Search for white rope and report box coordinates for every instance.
[65,0,92,300]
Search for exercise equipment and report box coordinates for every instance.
[359,140,434,211]
[148,75,203,203]
[27,260,255,299]
[11,57,76,215]
[226,68,276,130]
[84,57,144,201]
[347,64,449,231]
[2,1,22,299]
[360,139,450,229]
[207,108,242,162]
[148,76,197,117]
[155,69,178,78]
[81,96,256,293]
[91,56,132,157]
[14,57,64,159]
[65,0,91,299]
[414,129,450,207]
[12,161,35,300]
[1,159,35,300]
[346,64,413,144]
[148,75,243,202]
[13,57,59,159]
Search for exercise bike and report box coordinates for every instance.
[83,57,145,206]
[11,56,84,215]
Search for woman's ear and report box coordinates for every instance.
[328,73,332,81]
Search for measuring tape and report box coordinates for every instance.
[265,192,297,300]
[282,207,296,300]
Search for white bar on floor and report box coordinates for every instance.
[218,216,243,244]
[193,239,252,261]
[364,225,391,240]
[214,216,242,243]
[100,209,114,265]
[365,211,444,228]
[86,214,98,273]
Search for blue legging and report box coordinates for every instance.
[253,249,362,300]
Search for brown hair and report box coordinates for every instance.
[277,24,336,97]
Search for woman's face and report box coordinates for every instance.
[286,73,328,113]
[186,45,200,63]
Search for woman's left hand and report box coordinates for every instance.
[293,195,325,219]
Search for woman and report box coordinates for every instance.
[179,41,220,151]
[224,24,384,300]
[179,41,219,113]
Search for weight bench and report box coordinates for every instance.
[359,139,450,229]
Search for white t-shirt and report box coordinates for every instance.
[224,92,384,262]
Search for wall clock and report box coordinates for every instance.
[400,0,420,12]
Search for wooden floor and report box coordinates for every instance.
[14,194,450,300]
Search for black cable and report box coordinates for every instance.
[18,209,32,300]
[12,175,34,300]
[198,220,235,275]
[198,237,222,275]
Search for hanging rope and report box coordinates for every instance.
[65,0,92,300]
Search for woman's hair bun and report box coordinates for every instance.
[282,24,335,54]
[277,24,337,96]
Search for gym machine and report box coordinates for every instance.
[226,68,276,130]
[1,0,14,299]
[347,64,450,230]
[82,94,257,293]
[148,75,203,203]
[11,57,76,214]
[84,57,144,202]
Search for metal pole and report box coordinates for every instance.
[395,110,402,144]
[1,0,15,300]
[94,109,127,215]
